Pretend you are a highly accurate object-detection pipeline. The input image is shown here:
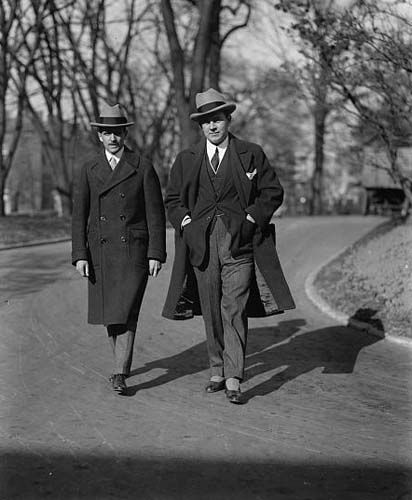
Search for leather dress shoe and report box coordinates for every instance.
[112,374,127,394]
[225,388,244,404]
[205,380,225,393]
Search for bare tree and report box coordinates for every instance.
[11,0,174,213]
[207,0,252,89]
[57,0,177,185]
[3,0,253,214]
[273,0,351,214]
[160,0,252,149]
[0,0,43,215]
[328,0,412,208]
[15,0,83,215]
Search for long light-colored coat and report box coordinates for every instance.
[72,146,166,325]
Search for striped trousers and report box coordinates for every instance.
[194,217,253,380]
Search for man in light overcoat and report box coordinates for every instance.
[72,103,166,394]
[162,89,295,404]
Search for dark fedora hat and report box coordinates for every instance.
[90,103,135,127]
[190,88,236,122]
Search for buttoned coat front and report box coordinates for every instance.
[72,146,166,325]
[162,135,295,320]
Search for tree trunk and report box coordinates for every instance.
[161,0,216,150]
[0,168,5,216]
[309,106,326,215]
[208,0,221,89]
[179,115,200,150]
[59,190,72,216]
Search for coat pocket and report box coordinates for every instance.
[240,218,256,246]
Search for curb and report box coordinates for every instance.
[305,263,385,339]
[304,221,412,347]
[0,237,71,251]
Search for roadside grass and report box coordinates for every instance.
[0,213,71,247]
[314,217,412,339]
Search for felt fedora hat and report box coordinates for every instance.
[190,88,236,122]
[90,103,135,127]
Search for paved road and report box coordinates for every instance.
[0,216,411,500]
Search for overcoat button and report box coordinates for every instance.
[120,215,126,221]
[120,193,125,198]
[100,215,106,221]
[100,238,106,244]
[120,236,127,242]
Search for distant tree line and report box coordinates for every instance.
[1,0,411,216]
[274,0,412,213]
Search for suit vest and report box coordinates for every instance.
[192,145,244,228]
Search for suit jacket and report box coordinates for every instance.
[72,146,166,325]
[162,134,295,320]
[165,134,284,262]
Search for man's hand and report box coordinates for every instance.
[76,260,89,277]
[149,259,162,277]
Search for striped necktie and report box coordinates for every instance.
[109,156,117,170]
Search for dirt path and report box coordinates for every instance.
[0,216,411,500]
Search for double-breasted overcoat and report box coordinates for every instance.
[162,135,295,320]
[72,146,166,325]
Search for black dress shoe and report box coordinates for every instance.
[225,388,244,404]
[112,374,127,394]
[205,380,225,393]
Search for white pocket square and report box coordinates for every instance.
[246,169,257,180]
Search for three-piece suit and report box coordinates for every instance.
[162,133,295,380]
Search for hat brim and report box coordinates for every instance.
[90,121,135,128]
[190,103,236,122]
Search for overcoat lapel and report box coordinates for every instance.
[90,150,112,188]
[187,139,206,202]
[99,148,139,195]
[229,135,253,207]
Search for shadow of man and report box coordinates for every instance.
[125,319,306,395]
[124,318,383,401]
[243,323,384,402]
[126,341,210,395]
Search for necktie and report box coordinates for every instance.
[210,147,219,173]
[109,156,117,170]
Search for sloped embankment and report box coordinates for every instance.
[314,218,412,339]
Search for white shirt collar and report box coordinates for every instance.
[206,136,229,162]
[105,147,124,165]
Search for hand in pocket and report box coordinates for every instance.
[240,218,255,246]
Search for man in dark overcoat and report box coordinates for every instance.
[72,103,166,394]
[162,89,295,404]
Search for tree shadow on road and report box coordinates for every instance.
[243,323,384,402]
[3,451,410,500]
